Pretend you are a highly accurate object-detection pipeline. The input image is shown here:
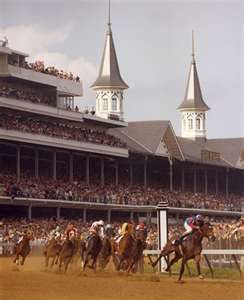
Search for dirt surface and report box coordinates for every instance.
[0,256,243,300]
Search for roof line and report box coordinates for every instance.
[168,122,185,161]
[204,145,234,168]
[119,130,153,154]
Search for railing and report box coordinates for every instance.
[0,196,243,216]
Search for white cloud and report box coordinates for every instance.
[0,25,98,103]
[0,25,70,55]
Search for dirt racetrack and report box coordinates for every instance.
[0,256,243,300]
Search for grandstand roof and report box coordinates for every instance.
[206,138,244,168]
[110,120,184,160]
[177,137,232,167]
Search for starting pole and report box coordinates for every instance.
[157,201,169,272]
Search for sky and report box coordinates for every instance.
[0,0,243,138]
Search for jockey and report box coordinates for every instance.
[136,222,147,240]
[48,225,61,241]
[104,224,114,237]
[179,214,204,242]
[65,223,78,240]
[89,220,105,239]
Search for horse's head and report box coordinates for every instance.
[24,230,34,241]
[200,222,215,242]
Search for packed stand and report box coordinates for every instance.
[0,84,56,106]
[0,173,242,212]
[0,111,127,148]
[8,58,80,82]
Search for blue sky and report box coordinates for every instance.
[0,0,243,138]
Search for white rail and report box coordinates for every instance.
[143,249,244,255]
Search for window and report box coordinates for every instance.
[196,118,200,129]
[112,97,117,111]
[188,119,193,129]
[103,98,108,111]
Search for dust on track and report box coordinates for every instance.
[0,256,243,300]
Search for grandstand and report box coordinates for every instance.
[0,12,243,223]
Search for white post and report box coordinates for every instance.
[157,201,168,272]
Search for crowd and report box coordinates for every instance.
[8,58,80,82]
[0,85,56,106]
[0,111,127,148]
[0,217,243,255]
[0,173,243,212]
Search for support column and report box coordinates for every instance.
[157,201,168,272]
[146,211,152,225]
[226,168,229,198]
[16,146,20,181]
[53,151,57,180]
[83,208,87,223]
[144,156,148,189]
[86,156,90,185]
[169,158,173,192]
[115,160,119,186]
[101,157,104,186]
[181,165,185,192]
[69,153,73,182]
[130,211,134,221]
[215,170,218,195]
[204,169,208,194]
[176,213,180,224]
[129,161,133,185]
[34,149,39,179]
[28,205,32,220]
[107,209,111,223]
[193,166,197,193]
[57,207,61,220]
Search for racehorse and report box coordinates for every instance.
[58,237,80,273]
[80,234,102,272]
[113,230,147,273]
[13,231,34,266]
[43,238,62,269]
[98,235,113,270]
[151,222,215,282]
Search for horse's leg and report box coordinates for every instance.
[21,255,26,266]
[14,254,20,265]
[178,258,186,282]
[55,254,59,265]
[64,257,72,273]
[166,253,182,275]
[195,255,204,279]
[83,253,89,272]
[59,257,63,272]
[13,254,18,264]
[92,257,97,273]
[185,262,192,277]
[45,256,49,268]
[50,256,55,269]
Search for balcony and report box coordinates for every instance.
[1,64,83,96]
[0,128,129,157]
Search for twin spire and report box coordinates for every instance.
[177,31,209,111]
[91,0,129,90]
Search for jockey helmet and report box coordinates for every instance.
[136,222,146,231]
[105,224,113,230]
[98,220,104,226]
[196,214,204,225]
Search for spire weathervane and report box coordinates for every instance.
[192,30,195,62]
[108,0,111,32]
